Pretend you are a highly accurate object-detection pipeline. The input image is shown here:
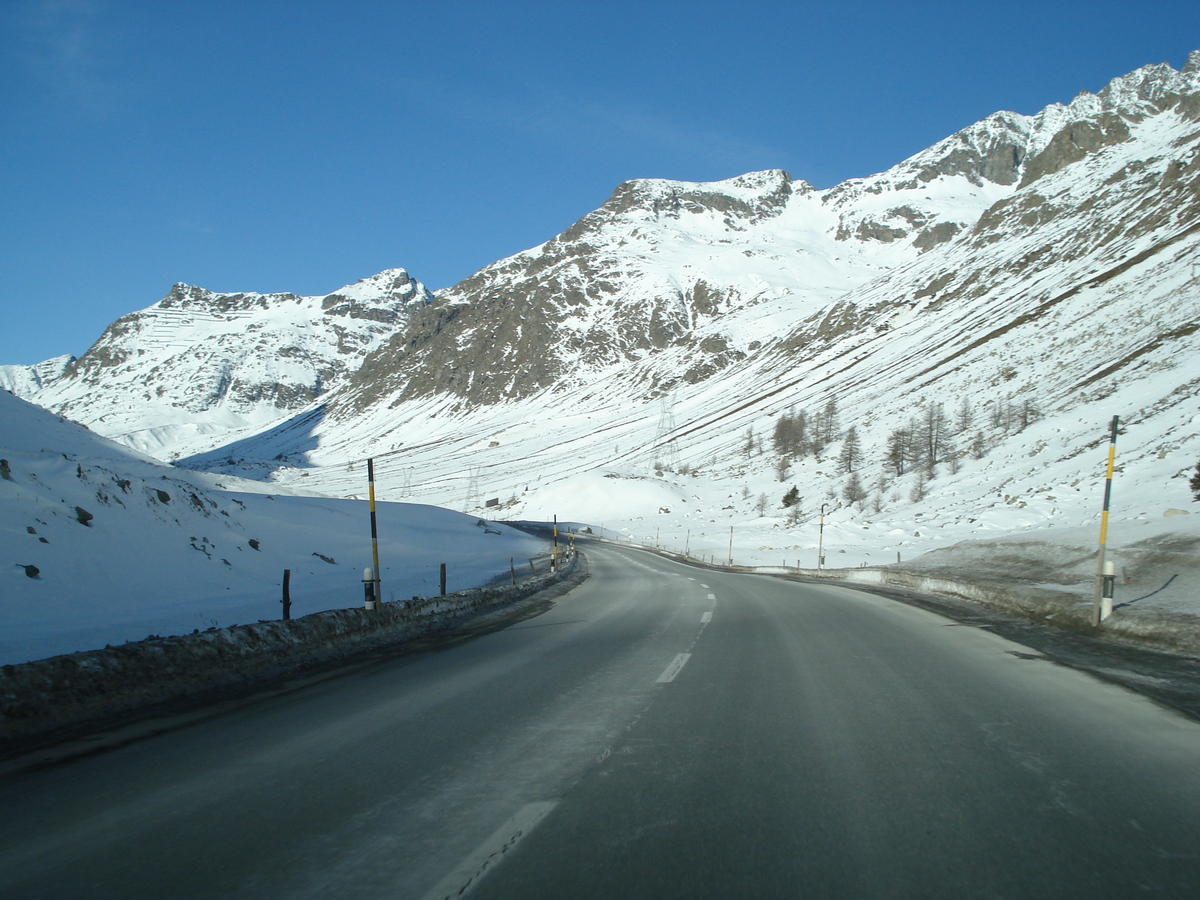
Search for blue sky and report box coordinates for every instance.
[1,0,1198,365]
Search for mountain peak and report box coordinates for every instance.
[1061,53,1200,122]
[599,169,797,221]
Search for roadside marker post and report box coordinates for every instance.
[367,457,382,609]
[818,503,826,569]
[362,566,376,610]
[1101,560,1116,620]
[1092,415,1120,627]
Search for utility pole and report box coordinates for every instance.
[367,457,381,607]
[1092,416,1120,627]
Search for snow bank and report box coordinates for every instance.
[632,525,1200,655]
[0,551,580,745]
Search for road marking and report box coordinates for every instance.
[420,801,558,900]
[700,583,709,588]
[656,653,692,683]
[707,593,716,600]
[701,612,712,623]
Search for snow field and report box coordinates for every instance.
[0,392,546,666]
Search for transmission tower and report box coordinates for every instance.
[652,393,681,470]
[463,466,482,512]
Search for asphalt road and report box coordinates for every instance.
[1,542,1198,899]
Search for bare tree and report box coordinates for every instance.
[838,425,862,474]
[743,426,758,458]
[916,402,949,468]
[909,469,929,503]
[1019,397,1041,429]
[773,407,809,458]
[886,424,913,476]
[970,430,987,459]
[956,396,974,433]
[820,397,839,446]
[843,471,867,505]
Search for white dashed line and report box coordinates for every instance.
[707,593,716,600]
[701,611,713,623]
[656,653,692,683]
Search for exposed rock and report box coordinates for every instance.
[1018,113,1133,187]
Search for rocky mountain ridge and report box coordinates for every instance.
[1,268,432,457]
[326,53,1200,416]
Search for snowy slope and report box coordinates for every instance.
[0,390,545,665]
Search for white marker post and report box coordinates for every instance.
[1101,560,1116,621]
[362,566,376,610]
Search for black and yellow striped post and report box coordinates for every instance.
[1092,416,1120,626]
[367,457,381,608]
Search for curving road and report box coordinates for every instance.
[1,541,1199,898]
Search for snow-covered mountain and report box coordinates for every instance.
[318,53,1200,416]
[337,156,1008,410]
[6,52,1200,632]
[0,268,433,458]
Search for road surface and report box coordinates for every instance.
[1,541,1198,898]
